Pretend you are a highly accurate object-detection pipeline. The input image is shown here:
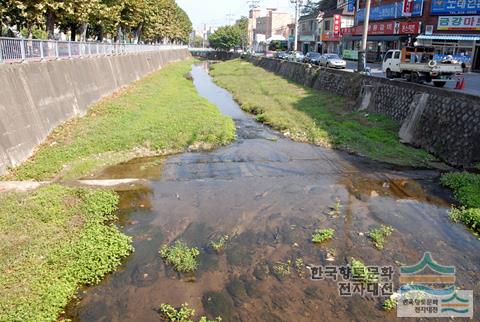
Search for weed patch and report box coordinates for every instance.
[0,185,132,321]
[312,228,335,243]
[368,225,394,250]
[160,241,200,273]
[159,303,221,322]
[209,235,229,253]
[441,172,480,234]
[351,259,378,284]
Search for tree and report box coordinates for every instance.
[208,25,241,50]
[235,16,248,50]
[301,0,319,15]
[317,0,338,12]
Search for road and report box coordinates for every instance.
[345,61,480,96]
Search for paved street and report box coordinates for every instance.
[345,61,480,96]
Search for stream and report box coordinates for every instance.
[65,62,480,321]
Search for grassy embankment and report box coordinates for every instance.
[5,59,235,181]
[441,172,480,235]
[0,185,132,321]
[210,59,434,167]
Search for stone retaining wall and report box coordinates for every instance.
[0,49,191,175]
[246,56,480,167]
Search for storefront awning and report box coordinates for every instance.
[341,35,405,42]
[417,34,480,41]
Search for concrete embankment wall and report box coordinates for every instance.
[246,56,480,167]
[0,49,191,175]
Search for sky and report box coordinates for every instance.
[176,0,296,31]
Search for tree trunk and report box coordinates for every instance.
[133,23,143,44]
[97,26,104,42]
[46,9,55,40]
[79,22,88,41]
[70,24,77,41]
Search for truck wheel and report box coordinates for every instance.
[386,69,393,79]
[433,81,446,88]
[411,72,422,84]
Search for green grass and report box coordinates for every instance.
[159,303,222,322]
[368,225,394,250]
[441,172,480,234]
[5,59,235,181]
[159,241,200,273]
[0,185,132,322]
[210,59,434,167]
[311,228,335,243]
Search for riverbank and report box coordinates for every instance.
[3,59,235,181]
[0,185,132,321]
[210,59,434,167]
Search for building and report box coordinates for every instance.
[340,0,480,70]
[254,8,293,51]
[298,13,322,53]
[318,4,355,54]
[247,8,262,49]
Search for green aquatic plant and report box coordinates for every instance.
[351,258,378,284]
[209,235,229,252]
[368,225,394,250]
[295,258,305,277]
[273,260,292,278]
[159,241,200,272]
[383,298,397,311]
[159,303,222,322]
[328,199,343,217]
[312,228,335,243]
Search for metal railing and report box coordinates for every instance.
[0,37,187,64]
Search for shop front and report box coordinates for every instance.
[299,35,316,53]
[341,21,421,61]
[321,32,341,54]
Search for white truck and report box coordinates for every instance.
[382,47,463,88]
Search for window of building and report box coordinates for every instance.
[324,20,331,31]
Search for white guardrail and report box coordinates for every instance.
[0,37,187,64]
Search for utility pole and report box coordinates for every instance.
[226,12,235,25]
[358,0,372,72]
[290,0,302,52]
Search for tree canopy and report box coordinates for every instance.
[208,18,248,51]
[1,0,192,43]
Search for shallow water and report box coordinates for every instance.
[65,62,479,322]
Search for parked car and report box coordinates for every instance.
[275,51,289,60]
[319,54,347,68]
[287,51,305,63]
[304,52,322,65]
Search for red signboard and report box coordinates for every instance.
[321,33,341,42]
[333,14,341,37]
[341,21,421,36]
[403,0,414,17]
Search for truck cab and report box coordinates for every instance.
[382,50,402,77]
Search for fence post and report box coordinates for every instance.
[68,41,72,58]
[0,39,3,63]
[55,41,59,59]
[39,40,44,60]
[20,38,26,61]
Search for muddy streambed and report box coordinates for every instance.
[65,62,480,321]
